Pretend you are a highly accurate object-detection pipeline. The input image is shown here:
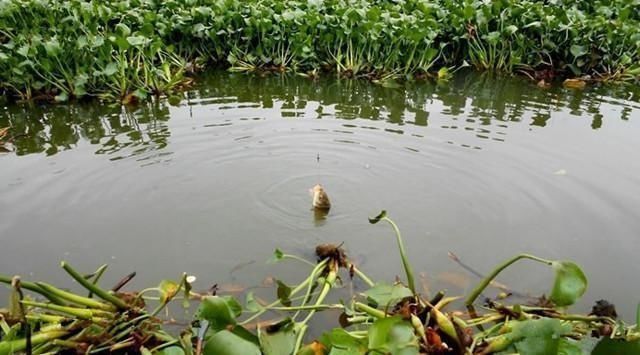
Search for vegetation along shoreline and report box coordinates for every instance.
[1,0,639,103]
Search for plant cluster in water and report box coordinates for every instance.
[1,0,639,102]
[1,211,639,354]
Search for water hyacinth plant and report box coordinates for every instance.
[1,211,640,354]
[1,0,639,102]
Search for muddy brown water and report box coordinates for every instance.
[1,72,640,319]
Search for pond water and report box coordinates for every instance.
[1,72,640,319]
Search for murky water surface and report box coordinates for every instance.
[1,72,640,318]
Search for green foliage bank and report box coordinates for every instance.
[1,0,639,102]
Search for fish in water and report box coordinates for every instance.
[310,184,331,210]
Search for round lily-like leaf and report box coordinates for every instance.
[550,261,587,307]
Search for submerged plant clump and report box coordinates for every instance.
[1,211,640,354]
[1,0,639,102]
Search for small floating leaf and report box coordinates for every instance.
[268,249,285,264]
[368,210,387,224]
[549,261,587,307]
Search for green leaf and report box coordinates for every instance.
[268,248,285,264]
[557,338,584,355]
[276,280,292,307]
[197,296,242,330]
[570,45,588,58]
[505,25,518,35]
[511,318,572,355]
[115,23,131,36]
[43,39,61,57]
[437,67,450,79]
[245,291,263,312]
[362,282,412,308]
[592,338,640,355]
[319,328,366,354]
[157,346,186,355]
[259,318,297,355]
[158,280,180,304]
[102,62,118,76]
[203,330,261,355]
[368,316,419,355]
[127,36,148,47]
[54,92,69,103]
[368,210,387,224]
[549,261,587,307]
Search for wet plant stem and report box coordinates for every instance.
[465,254,552,306]
[20,300,113,320]
[239,261,323,326]
[381,216,416,294]
[61,262,128,310]
[354,302,387,319]
[294,260,339,353]
[0,330,68,355]
[0,276,65,305]
[35,282,114,311]
[271,304,343,311]
[293,259,328,320]
[348,263,375,287]
[87,264,108,298]
[280,254,316,268]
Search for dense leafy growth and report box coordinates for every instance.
[1,0,639,102]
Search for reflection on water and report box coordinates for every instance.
[1,102,171,159]
[1,71,638,158]
[1,71,640,320]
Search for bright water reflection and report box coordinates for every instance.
[1,71,640,319]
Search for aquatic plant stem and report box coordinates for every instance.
[383,216,416,295]
[0,275,65,305]
[294,260,339,353]
[465,254,552,306]
[60,262,128,310]
[35,282,115,311]
[348,263,375,287]
[87,264,108,298]
[281,254,316,268]
[0,330,69,355]
[354,302,386,318]
[293,259,328,320]
[239,266,321,326]
[21,300,113,320]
